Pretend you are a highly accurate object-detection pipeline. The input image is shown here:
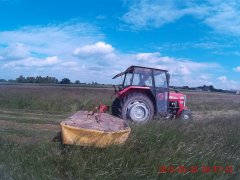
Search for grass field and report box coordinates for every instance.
[0,84,240,179]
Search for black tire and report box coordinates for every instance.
[179,110,192,121]
[120,93,154,123]
[112,97,121,118]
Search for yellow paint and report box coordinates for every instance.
[60,122,131,147]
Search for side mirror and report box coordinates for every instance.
[166,73,170,84]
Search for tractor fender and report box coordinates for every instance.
[117,86,151,96]
[116,86,157,113]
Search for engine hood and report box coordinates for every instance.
[169,92,185,100]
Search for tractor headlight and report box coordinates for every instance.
[180,96,186,106]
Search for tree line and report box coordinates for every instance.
[0,75,99,85]
[171,85,236,94]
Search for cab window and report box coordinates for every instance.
[153,70,167,88]
[132,68,153,87]
[123,73,133,87]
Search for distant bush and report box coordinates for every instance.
[59,78,71,84]
[15,75,59,84]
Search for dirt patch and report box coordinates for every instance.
[62,111,128,132]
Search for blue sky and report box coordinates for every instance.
[0,0,239,89]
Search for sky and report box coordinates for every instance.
[0,0,239,89]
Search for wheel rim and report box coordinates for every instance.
[127,101,149,122]
[183,114,189,120]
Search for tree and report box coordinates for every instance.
[74,80,80,84]
[202,85,210,91]
[8,79,15,83]
[0,79,7,82]
[60,78,71,84]
[182,86,189,89]
[26,77,35,83]
[16,75,26,83]
[209,85,215,92]
[35,76,43,83]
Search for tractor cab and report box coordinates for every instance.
[112,65,192,122]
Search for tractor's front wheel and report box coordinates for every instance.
[179,109,192,121]
[121,93,154,123]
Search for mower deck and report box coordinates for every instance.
[60,111,131,147]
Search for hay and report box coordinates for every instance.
[62,111,128,132]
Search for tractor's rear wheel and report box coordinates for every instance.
[112,93,154,123]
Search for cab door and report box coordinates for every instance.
[153,70,169,115]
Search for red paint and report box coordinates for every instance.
[115,86,190,119]
[169,91,189,118]
[117,86,150,96]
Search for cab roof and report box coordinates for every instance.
[112,65,168,79]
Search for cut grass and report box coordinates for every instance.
[0,108,69,125]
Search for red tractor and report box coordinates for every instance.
[111,65,192,122]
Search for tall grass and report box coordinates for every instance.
[1,117,240,179]
[187,92,240,111]
[1,85,240,113]
[0,85,240,179]
[0,85,113,112]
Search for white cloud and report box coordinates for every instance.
[73,42,117,70]
[70,42,220,85]
[3,56,60,68]
[204,1,240,36]
[200,74,211,80]
[0,43,30,60]
[134,52,216,76]
[74,42,114,57]
[0,21,231,88]
[178,65,190,75]
[122,0,209,29]
[217,76,240,90]
[234,66,240,72]
[122,0,240,36]
[0,22,102,59]
[123,2,183,28]
[217,76,227,82]
[0,22,105,80]
[135,52,172,63]
[0,27,225,88]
